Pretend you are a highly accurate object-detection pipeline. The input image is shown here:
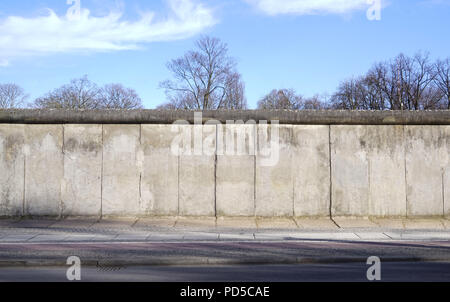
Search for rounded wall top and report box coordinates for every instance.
[0,109,449,125]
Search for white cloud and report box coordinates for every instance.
[245,0,371,16]
[0,59,9,67]
[0,0,216,65]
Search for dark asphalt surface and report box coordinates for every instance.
[1,262,450,282]
[1,240,450,265]
[1,240,450,282]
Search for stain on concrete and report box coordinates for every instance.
[2,135,24,163]
[65,137,101,154]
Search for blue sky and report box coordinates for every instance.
[0,0,449,108]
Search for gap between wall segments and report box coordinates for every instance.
[291,126,295,217]
[254,124,257,218]
[100,124,104,220]
[214,124,218,218]
[139,124,142,214]
[22,151,26,217]
[443,169,446,217]
[60,124,65,219]
[328,125,340,229]
[404,125,408,218]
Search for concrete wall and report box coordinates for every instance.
[179,125,216,216]
[25,125,63,216]
[0,113,449,218]
[216,124,255,217]
[141,125,179,216]
[62,124,102,216]
[256,125,294,217]
[0,125,24,216]
[405,126,449,217]
[331,126,407,217]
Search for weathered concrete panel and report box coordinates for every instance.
[331,126,369,217]
[141,125,179,216]
[256,125,294,217]
[216,124,256,217]
[445,169,450,218]
[25,125,63,216]
[331,126,407,217]
[440,127,450,218]
[367,126,407,217]
[292,125,330,217]
[1,120,448,219]
[0,125,25,216]
[62,125,102,216]
[406,126,449,217]
[179,125,216,216]
[102,125,141,216]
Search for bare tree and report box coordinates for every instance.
[331,52,444,110]
[33,76,101,109]
[435,58,450,109]
[156,93,194,109]
[222,72,247,109]
[258,89,328,110]
[302,95,329,110]
[0,84,28,108]
[34,76,144,109]
[156,102,179,110]
[365,62,399,110]
[159,36,247,110]
[257,89,303,109]
[99,84,143,109]
[397,52,436,110]
[420,86,445,110]
[331,75,388,110]
[330,78,362,110]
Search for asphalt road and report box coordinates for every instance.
[1,262,450,282]
[1,240,450,266]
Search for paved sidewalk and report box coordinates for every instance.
[0,217,449,243]
[0,217,449,267]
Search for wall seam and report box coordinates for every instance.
[443,170,445,217]
[214,124,218,218]
[368,156,371,217]
[291,126,295,217]
[22,153,26,217]
[329,125,339,228]
[404,125,408,218]
[177,154,180,217]
[292,171,295,217]
[254,124,257,218]
[100,124,104,220]
[329,125,332,219]
[60,124,65,219]
[441,126,446,218]
[177,123,181,217]
[139,124,142,213]
[139,173,142,211]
